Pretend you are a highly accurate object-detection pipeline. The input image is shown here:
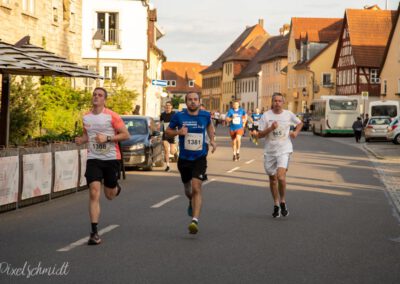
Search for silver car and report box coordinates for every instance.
[364,116,391,142]
[387,116,400,144]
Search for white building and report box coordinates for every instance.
[82,0,165,117]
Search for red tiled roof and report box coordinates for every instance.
[201,24,267,74]
[346,9,397,67]
[291,18,343,48]
[162,61,208,92]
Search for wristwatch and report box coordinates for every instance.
[107,136,112,142]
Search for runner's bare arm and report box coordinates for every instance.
[95,125,130,143]
[75,131,88,145]
[207,122,217,153]
[256,121,278,138]
[166,125,187,137]
[290,122,303,139]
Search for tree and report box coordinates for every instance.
[171,95,184,109]
[104,75,139,114]
[8,76,38,144]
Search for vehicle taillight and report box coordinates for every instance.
[393,125,398,130]
[367,125,373,128]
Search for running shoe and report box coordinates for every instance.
[88,232,101,245]
[187,201,193,217]
[165,166,170,172]
[116,183,122,196]
[188,220,198,234]
[280,202,289,217]
[233,154,237,161]
[272,205,281,218]
[236,153,240,161]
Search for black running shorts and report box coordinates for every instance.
[85,159,121,188]
[177,156,208,184]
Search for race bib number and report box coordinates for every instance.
[232,116,241,125]
[271,125,287,141]
[89,136,111,154]
[184,133,203,151]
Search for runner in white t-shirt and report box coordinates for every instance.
[252,93,303,218]
[75,87,129,245]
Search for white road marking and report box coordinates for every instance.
[245,159,255,164]
[57,224,120,252]
[227,167,240,173]
[151,195,181,208]
[203,178,216,186]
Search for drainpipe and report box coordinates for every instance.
[305,67,315,112]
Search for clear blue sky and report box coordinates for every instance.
[152,0,396,65]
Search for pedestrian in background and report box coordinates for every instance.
[352,117,363,143]
[75,87,129,245]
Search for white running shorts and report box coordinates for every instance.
[264,153,291,176]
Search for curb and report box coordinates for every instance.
[362,144,385,160]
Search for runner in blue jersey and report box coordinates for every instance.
[249,108,263,145]
[166,92,216,234]
[226,101,247,161]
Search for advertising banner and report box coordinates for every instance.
[0,156,19,205]
[22,153,52,200]
[80,149,88,187]
[54,151,79,192]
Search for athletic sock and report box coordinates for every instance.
[192,217,199,224]
[91,223,98,234]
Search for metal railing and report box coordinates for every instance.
[97,28,120,46]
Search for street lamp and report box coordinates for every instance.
[92,30,104,86]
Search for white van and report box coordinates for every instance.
[368,100,399,119]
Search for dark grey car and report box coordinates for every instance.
[120,115,164,171]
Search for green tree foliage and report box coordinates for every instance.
[171,95,184,109]
[8,76,38,144]
[37,77,91,138]
[104,75,139,114]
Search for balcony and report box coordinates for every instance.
[95,29,121,48]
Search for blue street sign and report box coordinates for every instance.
[152,79,168,87]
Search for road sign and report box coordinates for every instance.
[152,79,168,87]
[361,91,369,99]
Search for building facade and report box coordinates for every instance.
[0,0,82,63]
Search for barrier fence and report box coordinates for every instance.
[0,143,88,213]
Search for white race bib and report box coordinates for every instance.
[232,116,241,125]
[184,133,203,151]
[271,125,287,141]
[89,136,111,154]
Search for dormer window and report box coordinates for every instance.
[188,80,195,87]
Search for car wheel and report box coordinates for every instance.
[394,134,400,145]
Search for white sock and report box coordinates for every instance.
[192,217,199,223]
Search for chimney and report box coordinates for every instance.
[258,18,264,28]
[279,24,290,36]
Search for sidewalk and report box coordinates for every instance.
[363,142,400,161]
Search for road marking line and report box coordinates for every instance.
[151,195,180,208]
[57,224,119,252]
[245,159,255,164]
[227,167,240,173]
[203,178,216,186]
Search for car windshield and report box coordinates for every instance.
[368,118,391,125]
[123,119,148,135]
[329,99,358,110]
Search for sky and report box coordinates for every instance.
[152,0,397,66]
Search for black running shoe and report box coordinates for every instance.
[233,154,237,161]
[88,232,101,245]
[280,202,289,217]
[272,205,281,218]
[116,183,122,196]
[165,166,170,172]
[236,153,240,161]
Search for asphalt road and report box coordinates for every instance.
[1,128,399,284]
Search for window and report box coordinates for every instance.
[370,69,380,84]
[104,66,117,80]
[170,80,176,87]
[188,80,194,87]
[52,6,58,23]
[97,12,119,45]
[383,80,387,94]
[22,0,35,14]
[322,73,332,87]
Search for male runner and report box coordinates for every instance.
[249,108,263,145]
[252,93,302,218]
[160,101,177,171]
[75,87,129,245]
[226,100,247,161]
[166,93,216,234]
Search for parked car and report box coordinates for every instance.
[364,116,391,142]
[387,115,400,144]
[120,115,164,170]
